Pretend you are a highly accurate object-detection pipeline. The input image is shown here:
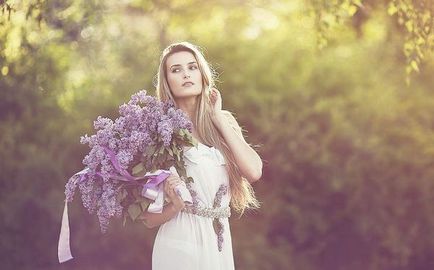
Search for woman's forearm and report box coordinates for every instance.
[212,112,263,182]
[140,203,181,229]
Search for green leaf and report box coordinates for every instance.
[132,163,145,175]
[128,203,142,221]
[144,145,155,158]
[132,188,141,199]
[176,164,187,178]
[185,130,193,140]
[122,213,127,227]
[140,201,150,211]
[117,188,126,201]
[136,195,148,203]
[154,145,162,157]
[174,149,181,161]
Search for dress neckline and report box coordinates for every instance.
[198,142,213,149]
[183,141,227,165]
[192,137,214,149]
[185,142,213,153]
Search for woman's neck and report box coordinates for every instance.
[176,96,200,139]
[176,96,198,124]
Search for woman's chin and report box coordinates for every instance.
[174,90,202,99]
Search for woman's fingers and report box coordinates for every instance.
[166,177,180,189]
[163,175,183,199]
[164,182,172,198]
[209,88,219,103]
[212,88,219,97]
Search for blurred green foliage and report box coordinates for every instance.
[1,0,433,269]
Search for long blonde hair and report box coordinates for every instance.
[155,41,260,215]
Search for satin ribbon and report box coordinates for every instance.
[58,199,73,263]
[100,147,192,211]
[146,166,193,213]
[58,147,192,263]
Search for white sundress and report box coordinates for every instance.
[152,142,235,270]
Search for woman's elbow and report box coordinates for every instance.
[246,167,262,183]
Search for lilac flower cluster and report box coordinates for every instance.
[65,90,193,233]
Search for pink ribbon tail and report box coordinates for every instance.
[58,200,73,263]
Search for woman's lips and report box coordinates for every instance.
[182,82,194,87]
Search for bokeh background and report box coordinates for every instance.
[1,0,434,269]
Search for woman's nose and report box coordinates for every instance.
[183,70,190,79]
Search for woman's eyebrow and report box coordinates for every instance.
[170,61,197,69]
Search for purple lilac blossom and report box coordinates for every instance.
[157,116,174,146]
[64,89,193,233]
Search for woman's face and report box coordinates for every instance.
[165,51,203,99]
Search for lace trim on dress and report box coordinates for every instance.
[182,183,230,252]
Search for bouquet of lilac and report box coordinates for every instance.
[58,90,196,263]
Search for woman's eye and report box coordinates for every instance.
[171,68,180,73]
[189,65,198,70]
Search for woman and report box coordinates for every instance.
[142,41,262,270]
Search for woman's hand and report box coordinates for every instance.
[209,88,224,121]
[163,175,186,212]
[209,88,227,127]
